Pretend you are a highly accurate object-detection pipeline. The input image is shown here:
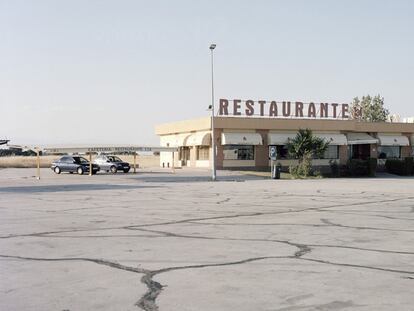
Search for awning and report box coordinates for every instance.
[221,133,263,145]
[314,133,347,145]
[184,132,211,146]
[160,133,190,147]
[378,135,410,146]
[268,133,296,145]
[347,133,378,145]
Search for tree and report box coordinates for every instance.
[350,95,389,122]
[287,129,329,160]
[286,129,329,178]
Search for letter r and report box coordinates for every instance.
[219,99,229,115]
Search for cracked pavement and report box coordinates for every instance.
[0,168,413,310]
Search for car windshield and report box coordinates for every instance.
[73,157,89,164]
[107,156,122,162]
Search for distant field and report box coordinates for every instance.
[0,155,160,168]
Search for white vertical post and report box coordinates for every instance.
[89,153,92,176]
[172,151,175,174]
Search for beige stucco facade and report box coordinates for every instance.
[155,117,414,170]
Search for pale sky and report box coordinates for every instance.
[1,0,414,146]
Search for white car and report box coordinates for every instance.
[93,155,130,173]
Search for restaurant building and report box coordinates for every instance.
[155,99,414,170]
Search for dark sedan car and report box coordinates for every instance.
[93,155,130,173]
[51,156,100,175]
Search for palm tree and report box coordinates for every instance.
[287,129,329,161]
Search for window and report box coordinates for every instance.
[73,157,89,164]
[350,144,371,160]
[378,146,401,159]
[269,145,338,160]
[197,146,210,160]
[272,145,290,159]
[223,145,255,160]
[179,147,190,161]
[61,156,73,163]
[108,156,122,162]
[322,145,339,159]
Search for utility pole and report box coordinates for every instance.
[209,43,217,181]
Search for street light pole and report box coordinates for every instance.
[209,43,217,181]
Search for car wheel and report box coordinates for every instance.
[54,166,61,174]
[123,168,130,173]
[110,166,117,174]
[77,167,84,175]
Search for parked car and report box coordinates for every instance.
[93,155,130,173]
[51,156,100,175]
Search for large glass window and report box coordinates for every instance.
[223,145,255,160]
[268,145,338,160]
[378,146,401,159]
[322,145,339,159]
[197,146,210,160]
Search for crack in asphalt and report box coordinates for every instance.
[321,210,414,221]
[0,254,295,311]
[1,247,413,311]
[297,257,414,275]
[320,218,414,232]
[0,254,148,274]
[188,219,414,233]
[2,191,414,310]
[130,227,414,256]
[2,196,413,240]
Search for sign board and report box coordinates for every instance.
[218,98,349,120]
[269,146,277,160]
[44,146,178,154]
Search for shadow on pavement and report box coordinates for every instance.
[132,175,265,183]
[0,184,158,193]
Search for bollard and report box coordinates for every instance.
[271,164,281,180]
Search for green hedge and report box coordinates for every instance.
[385,158,413,176]
[345,158,377,177]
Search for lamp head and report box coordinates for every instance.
[209,44,216,50]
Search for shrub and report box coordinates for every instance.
[367,158,377,177]
[289,152,312,178]
[347,159,368,176]
[347,158,377,177]
[406,157,414,175]
[329,160,340,177]
[385,158,413,176]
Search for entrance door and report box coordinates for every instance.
[351,144,370,160]
[180,147,191,166]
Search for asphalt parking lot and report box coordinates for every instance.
[0,168,413,311]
